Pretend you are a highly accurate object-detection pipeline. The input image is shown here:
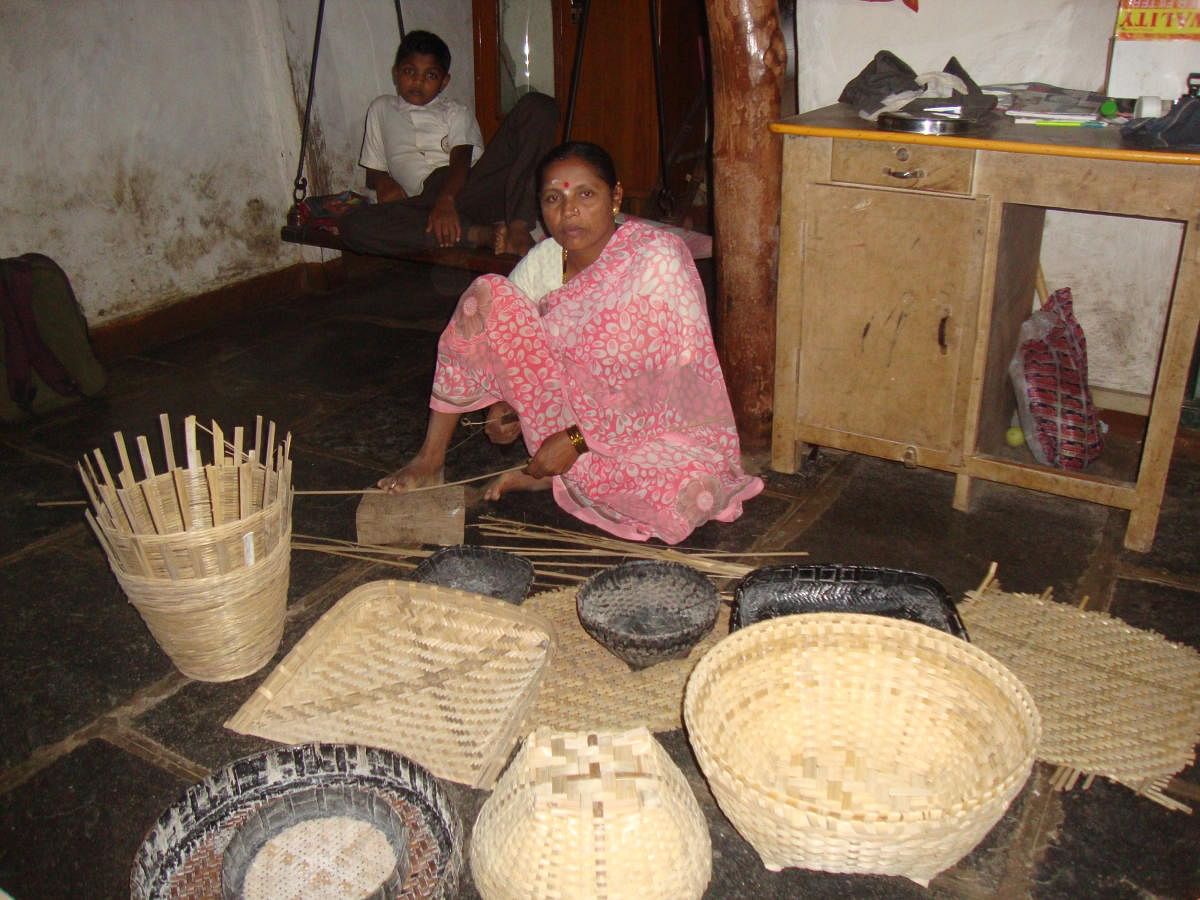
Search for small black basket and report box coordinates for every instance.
[577,560,721,670]
[731,564,968,640]
[412,545,535,604]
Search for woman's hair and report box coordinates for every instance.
[536,141,619,192]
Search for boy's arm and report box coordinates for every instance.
[365,168,408,204]
[426,144,474,247]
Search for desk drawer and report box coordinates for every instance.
[831,140,973,193]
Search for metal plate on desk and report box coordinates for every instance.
[878,112,971,135]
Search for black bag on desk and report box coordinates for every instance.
[0,253,106,423]
[1122,97,1200,152]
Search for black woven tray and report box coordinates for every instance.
[412,545,535,604]
[131,743,463,900]
[577,560,720,670]
[731,564,968,639]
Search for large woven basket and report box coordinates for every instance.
[470,727,712,900]
[131,743,463,900]
[684,613,1040,886]
[226,580,555,789]
[82,414,293,682]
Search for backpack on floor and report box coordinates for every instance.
[0,253,106,423]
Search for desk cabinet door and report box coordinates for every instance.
[795,184,986,465]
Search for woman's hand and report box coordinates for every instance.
[484,402,521,444]
[524,429,581,478]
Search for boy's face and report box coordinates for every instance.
[392,53,450,106]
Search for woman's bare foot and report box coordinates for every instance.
[483,469,552,501]
[492,221,534,257]
[377,456,444,493]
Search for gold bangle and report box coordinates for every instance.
[566,424,588,454]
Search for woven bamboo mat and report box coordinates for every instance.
[522,586,732,734]
[960,579,1200,811]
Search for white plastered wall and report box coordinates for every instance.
[793,0,1181,396]
[0,0,473,327]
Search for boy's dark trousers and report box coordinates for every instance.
[340,92,559,255]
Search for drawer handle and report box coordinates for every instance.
[883,167,925,180]
[938,314,950,353]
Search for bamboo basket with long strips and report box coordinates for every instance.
[81,414,293,681]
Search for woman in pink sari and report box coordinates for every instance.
[381,142,761,544]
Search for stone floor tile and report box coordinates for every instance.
[0,738,189,899]
[0,536,173,770]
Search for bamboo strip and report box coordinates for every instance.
[185,416,199,469]
[291,533,431,556]
[114,431,135,491]
[160,413,177,471]
[77,464,102,514]
[295,462,529,496]
[171,468,192,532]
[288,544,420,570]
[238,461,251,521]
[85,510,119,563]
[135,436,171,537]
[212,420,224,468]
[206,465,224,528]
[92,449,133,533]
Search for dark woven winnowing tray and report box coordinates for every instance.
[732,564,968,639]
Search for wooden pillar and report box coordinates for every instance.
[705,0,786,449]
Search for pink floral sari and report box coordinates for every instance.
[430,220,762,544]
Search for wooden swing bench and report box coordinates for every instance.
[280,224,517,276]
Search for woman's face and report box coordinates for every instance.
[539,157,623,259]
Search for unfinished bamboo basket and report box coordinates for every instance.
[470,727,712,900]
[81,414,293,682]
[684,613,1040,886]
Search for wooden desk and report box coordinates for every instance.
[770,105,1200,552]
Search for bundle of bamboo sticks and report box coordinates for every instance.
[289,515,807,591]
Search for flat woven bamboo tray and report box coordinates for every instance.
[226,580,555,789]
[470,727,712,900]
[131,743,462,900]
[82,414,293,682]
[960,576,1200,811]
[523,586,732,734]
[684,613,1040,886]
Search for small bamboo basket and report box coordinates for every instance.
[684,613,1040,886]
[470,727,712,900]
[81,414,293,681]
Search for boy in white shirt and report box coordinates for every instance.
[340,31,557,258]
